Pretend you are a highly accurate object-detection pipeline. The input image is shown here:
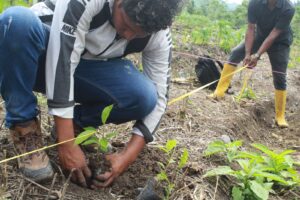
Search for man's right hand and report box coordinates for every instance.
[54,116,92,187]
[58,144,92,187]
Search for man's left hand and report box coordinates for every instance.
[91,152,131,188]
[91,134,146,188]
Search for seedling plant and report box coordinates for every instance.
[156,140,189,200]
[75,104,116,153]
[204,140,300,200]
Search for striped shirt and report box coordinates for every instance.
[30,0,172,142]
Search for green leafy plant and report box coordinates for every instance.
[236,87,257,102]
[0,0,32,12]
[156,140,189,200]
[203,140,300,200]
[204,140,242,162]
[75,105,116,152]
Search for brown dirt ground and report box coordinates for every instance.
[0,32,300,200]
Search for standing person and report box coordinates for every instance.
[0,0,183,187]
[210,0,295,128]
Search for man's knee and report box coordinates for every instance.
[273,74,287,90]
[1,7,42,46]
[228,45,244,65]
[131,82,158,118]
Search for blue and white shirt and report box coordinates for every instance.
[31,0,172,142]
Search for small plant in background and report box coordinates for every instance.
[156,140,189,200]
[0,0,32,12]
[204,140,243,162]
[236,87,257,102]
[235,70,257,102]
[75,104,116,153]
[203,140,300,200]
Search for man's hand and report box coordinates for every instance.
[54,116,92,187]
[58,144,92,187]
[248,56,259,69]
[243,54,252,67]
[91,134,146,188]
[91,152,131,188]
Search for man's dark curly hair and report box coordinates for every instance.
[121,0,184,33]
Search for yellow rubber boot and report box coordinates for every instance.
[275,90,289,128]
[209,63,236,100]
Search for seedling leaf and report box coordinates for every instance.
[204,140,226,156]
[156,172,168,181]
[251,143,276,158]
[83,126,96,131]
[101,104,114,125]
[178,148,189,169]
[203,166,235,177]
[82,136,98,146]
[253,172,288,185]
[157,162,165,170]
[232,187,244,200]
[165,140,177,153]
[249,180,269,200]
[99,138,109,152]
[75,129,96,145]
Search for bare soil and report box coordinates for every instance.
[0,33,299,200]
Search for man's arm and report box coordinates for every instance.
[244,0,257,66]
[46,0,103,186]
[91,29,172,188]
[244,23,256,66]
[248,4,295,67]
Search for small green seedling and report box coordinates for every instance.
[204,140,242,162]
[236,87,257,102]
[156,140,189,200]
[203,140,300,200]
[75,105,117,152]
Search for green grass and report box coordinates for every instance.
[0,0,32,12]
[175,11,300,67]
[175,12,246,53]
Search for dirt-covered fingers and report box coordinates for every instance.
[70,167,92,188]
[91,171,115,188]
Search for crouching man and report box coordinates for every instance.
[0,0,183,187]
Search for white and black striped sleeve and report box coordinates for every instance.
[46,0,104,118]
[132,29,172,143]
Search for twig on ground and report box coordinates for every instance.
[46,173,58,200]
[50,161,66,182]
[290,190,300,199]
[15,179,24,199]
[213,176,219,200]
[191,184,200,200]
[171,178,203,198]
[0,119,5,130]
[21,176,50,192]
[19,183,32,199]
[27,193,58,199]
[60,168,75,200]
[2,150,8,188]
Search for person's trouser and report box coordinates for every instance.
[228,37,290,90]
[0,7,157,128]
